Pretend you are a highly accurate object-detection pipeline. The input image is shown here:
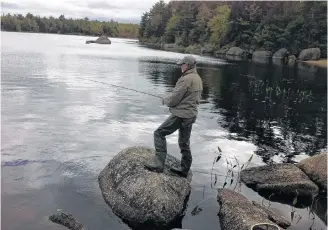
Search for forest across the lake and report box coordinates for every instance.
[1,13,139,38]
[138,1,327,59]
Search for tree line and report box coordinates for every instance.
[139,1,327,57]
[1,13,139,38]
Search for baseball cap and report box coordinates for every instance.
[177,55,197,65]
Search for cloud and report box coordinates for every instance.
[87,1,157,11]
[0,0,169,23]
[87,2,123,10]
[1,2,21,9]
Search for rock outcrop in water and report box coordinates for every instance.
[86,35,111,44]
[240,163,319,205]
[297,153,327,192]
[95,35,111,44]
[49,213,84,230]
[98,146,192,229]
[217,189,291,230]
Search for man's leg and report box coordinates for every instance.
[170,116,196,177]
[144,115,181,172]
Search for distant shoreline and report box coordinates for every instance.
[0,30,138,40]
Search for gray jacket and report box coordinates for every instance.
[163,68,203,118]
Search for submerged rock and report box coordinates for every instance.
[298,48,321,61]
[98,146,192,229]
[297,153,327,192]
[217,189,291,230]
[240,163,319,205]
[49,213,84,230]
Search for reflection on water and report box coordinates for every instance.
[145,60,327,164]
[1,32,327,230]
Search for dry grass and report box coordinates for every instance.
[302,59,327,68]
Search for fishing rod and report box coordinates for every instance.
[75,76,209,104]
[76,77,164,99]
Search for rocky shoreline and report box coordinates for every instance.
[240,153,327,198]
[240,153,327,225]
[140,42,325,67]
[49,148,327,230]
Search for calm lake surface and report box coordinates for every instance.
[1,32,327,230]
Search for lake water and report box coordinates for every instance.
[1,32,327,230]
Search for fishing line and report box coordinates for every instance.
[75,76,164,99]
[74,76,210,104]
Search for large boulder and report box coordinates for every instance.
[217,189,291,230]
[95,35,111,44]
[98,146,192,229]
[252,50,273,59]
[240,164,319,205]
[298,48,321,61]
[226,47,247,56]
[272,58,285,66]
[297,153,327,192]
[273,48,289,59]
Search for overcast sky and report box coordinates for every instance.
[1,0,170,23]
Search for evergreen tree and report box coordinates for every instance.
[138,1,327,58]
[1,13,139,38]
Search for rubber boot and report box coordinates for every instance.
[144,153,165,173]
[170,165,189,177]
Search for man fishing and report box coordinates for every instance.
[144,55,203,177]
